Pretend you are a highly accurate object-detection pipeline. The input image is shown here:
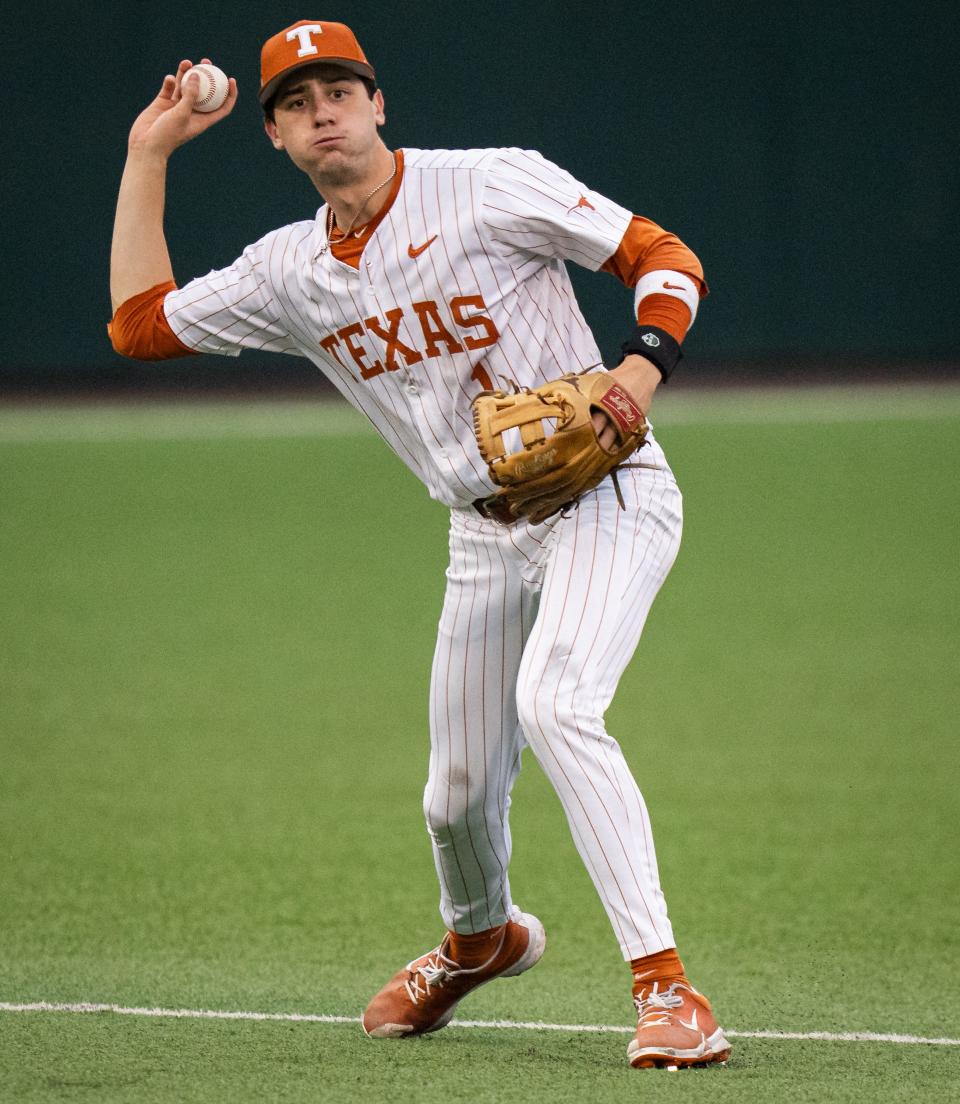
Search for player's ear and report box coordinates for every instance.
[373,88,385,127]
[264,116,285,150]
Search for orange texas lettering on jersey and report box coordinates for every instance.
[320,296,500,381]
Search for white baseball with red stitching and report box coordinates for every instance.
[184,64,228,113]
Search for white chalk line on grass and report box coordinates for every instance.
[1,1001,957,1048]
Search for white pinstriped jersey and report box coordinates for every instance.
[164,147,638,507]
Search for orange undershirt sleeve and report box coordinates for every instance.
[108,281,195,360]
[601,216,708,343]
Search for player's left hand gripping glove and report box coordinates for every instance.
[472,371,648,525]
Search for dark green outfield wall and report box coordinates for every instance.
[3,0,957,388]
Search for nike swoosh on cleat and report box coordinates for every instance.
[408,236,438,258]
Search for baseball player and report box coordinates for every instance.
[109,20,730,1070]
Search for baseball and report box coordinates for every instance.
[184,63,229,113]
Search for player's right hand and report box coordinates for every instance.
[127,58,237,158]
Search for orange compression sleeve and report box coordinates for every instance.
[108,281,194,360]
[602,215,707,291]
[602,216,708,342]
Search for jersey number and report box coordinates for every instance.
[471,363,494,392]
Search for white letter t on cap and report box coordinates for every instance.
[287,24,323,57]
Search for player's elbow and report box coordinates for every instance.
[108,325,191,361]
[108,282,195,361]
[109,322,162,360]
[683,248,707,295]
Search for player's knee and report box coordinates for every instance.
[515,675,543,742]
[516,681,574,747]
[423,775,488,839]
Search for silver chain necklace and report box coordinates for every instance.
[318,161,398,256]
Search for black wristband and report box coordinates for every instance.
[618,325,683,382]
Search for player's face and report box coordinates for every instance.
[265,68,385,186]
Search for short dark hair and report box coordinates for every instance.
[262,64,376,122]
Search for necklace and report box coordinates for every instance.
[318,161,398,256]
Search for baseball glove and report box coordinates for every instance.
[472,371,648,525]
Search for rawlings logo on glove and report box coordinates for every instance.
[471,371,649,525]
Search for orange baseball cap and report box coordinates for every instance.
[259,20,376,104]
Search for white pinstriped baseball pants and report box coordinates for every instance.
[424,435,683,960]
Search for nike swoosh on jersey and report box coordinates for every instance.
[408,236,438,258]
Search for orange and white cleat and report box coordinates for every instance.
[362,907,546,1038]
[627,978,731,1069]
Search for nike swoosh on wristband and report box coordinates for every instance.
[663,281,687,290]
[408,236,438,258]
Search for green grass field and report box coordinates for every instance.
[2,385,958,1102]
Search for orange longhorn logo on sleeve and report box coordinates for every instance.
[566,195,596,215]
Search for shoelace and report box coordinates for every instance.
[634,981,687,1028]
[402,925,510,1005]
[403,949,459,1004]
